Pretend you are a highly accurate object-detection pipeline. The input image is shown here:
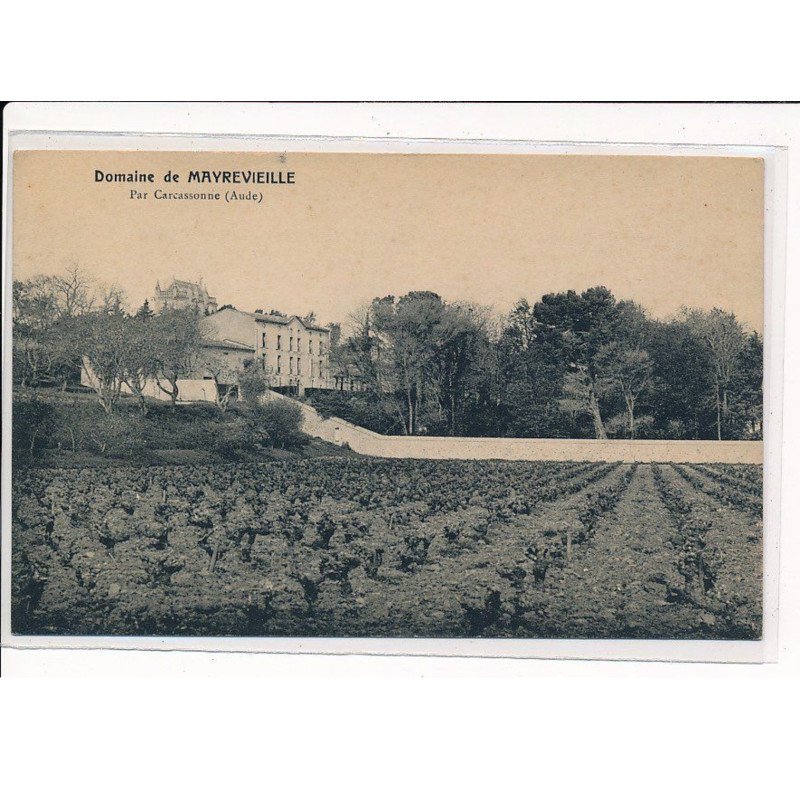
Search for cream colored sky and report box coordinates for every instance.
[13,150,764,332]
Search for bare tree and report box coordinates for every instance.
[681,308,747,439]
[53,265,96,319]
[75,314,128,413]
[98,283,128,316]
[200,351,257,410]
[119,316,158,414]
[13,275,86,387]
[151,308,203,406]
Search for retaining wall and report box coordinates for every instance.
[266,391,762,464]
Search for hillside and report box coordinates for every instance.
[12,388,353,469]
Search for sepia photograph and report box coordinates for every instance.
[7,146,767,644]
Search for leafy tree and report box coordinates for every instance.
[646,320,714,439]
[728,332,763,439]
[371,291,443,434]
[495,300,570,437]
[347,292,491,435]
[428,304,491,435]
[532,287,620,439]
[134,299,154,319]
[595,343,655,438]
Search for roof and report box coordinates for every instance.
[210,306,329,333]
[201,338,254,352]
[157,278,217,300]
[253,312,329,333]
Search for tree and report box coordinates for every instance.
[119,315,159,414]
[681,308,747,439]
[532,287,620,439]
[361,292,453,434]
[729,332,763,439]
[327,322,342,348]
[150,308,203,406]
[52,265,97,319]
[495,299,571,437]
[428,304,490,435]
[596,343,655,438]
[12,269,110,389]
[73,313,129,413]
[134,299,154,319]
[13,277,60,386]
[98,283,128,315]
[646,320,714,439]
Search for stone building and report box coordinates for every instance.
[154,279,218,314]
[202,306,333,396]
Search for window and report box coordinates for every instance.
[289,356,294,374]
[277,355,281,374]
[260,354,266,370]
[319,360,323,378]
[261,332,266,348]
[289,336,294,352]
[318,340,323,355]
[277,335,282,350]
[308,339,312,354]
[297,357,302,375]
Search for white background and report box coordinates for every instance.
[2,8,799,800]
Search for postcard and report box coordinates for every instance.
[2,125,783,661]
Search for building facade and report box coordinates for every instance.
[201,306,333,396]
[154,279,218,314]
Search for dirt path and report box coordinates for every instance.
[345,464,630,637]
[660,464,762,633]
[543,464,704,638]
[674,463,762,519]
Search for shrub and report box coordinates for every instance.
[214,419,267,460]
[13,397,56,460]
[78,413,149,460]
[238,360,268,406]
[306,391,401,434]
[250,399,308,450]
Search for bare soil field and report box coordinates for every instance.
[11,458,762,639]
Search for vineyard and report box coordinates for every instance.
[11,458,763,639]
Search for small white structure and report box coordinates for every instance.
[81,360,220,404]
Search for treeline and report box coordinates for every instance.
[320,287,762,441]
[12,267,257,414]
[12,268,314,464]
[14,269,763,442]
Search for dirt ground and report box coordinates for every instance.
[11,459,762,639]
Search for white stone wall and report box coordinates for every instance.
[266,391,763,464]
